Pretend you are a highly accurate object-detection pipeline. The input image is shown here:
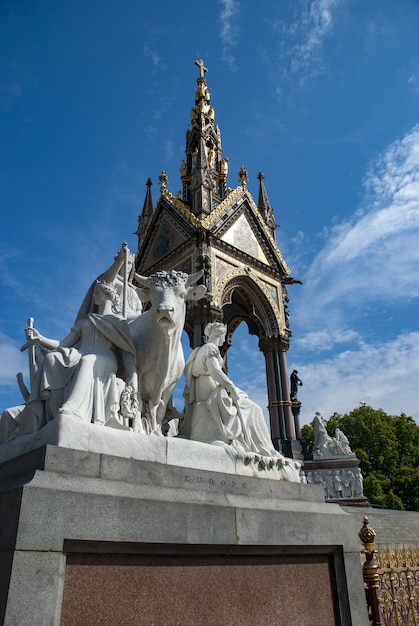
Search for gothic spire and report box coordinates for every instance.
[257,172,278,235]
[135,178,154,243]
[181,60,228,216]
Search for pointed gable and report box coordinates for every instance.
[220,213,269,264]
[136,60,293,282]
[140,216,185,269]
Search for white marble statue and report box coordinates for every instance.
[1,265,304,484]
[129,270,207,435]
[0,281,138,443]
[312,412,355,459]
[179,322,300,479]
[76,243,142,322]
[334,428,352,455]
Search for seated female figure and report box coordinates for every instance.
[181,322,300,479]
[2,281,138,440]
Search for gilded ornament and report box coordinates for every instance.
[238,165,248,188]
[159,170,168,191]
[161,188,201,228]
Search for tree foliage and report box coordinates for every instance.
[301,404,419,511]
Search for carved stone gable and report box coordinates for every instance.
[220,213,269,264]
[137,199,196,273]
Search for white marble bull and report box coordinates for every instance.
[130,269,206,434]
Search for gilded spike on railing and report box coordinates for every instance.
[359,517,385,626]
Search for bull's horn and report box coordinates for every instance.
[187,270,204,286]
[133,272,150,287]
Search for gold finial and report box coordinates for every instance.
[359,517,382,624]
[238,165,248,188]
[195,59,208,80]
[359,516,377,554]
[159,170,168,192]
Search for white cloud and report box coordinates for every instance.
[165,139,174,161]
[287,126,419,423]
[297,331,419,424]
[299,124,419,317]
[143,44,161,67]
[408,71,419,92]
[273,0,343,87]
[0,80,22,111]
[224,328,419,429]
[295,328,360,352]
[219,0,240,70]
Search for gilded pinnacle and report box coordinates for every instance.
[159,170,168,191]
[238,165,248,188]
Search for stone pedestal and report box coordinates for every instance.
[0,437,369,625]
[304,456,369,506]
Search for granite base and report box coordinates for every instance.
[0,444,369,625]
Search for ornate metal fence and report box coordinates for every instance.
[360,517,419,626]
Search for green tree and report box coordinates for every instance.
[301,423,314,455]
[393,466,419,511]
[301,404,419,511]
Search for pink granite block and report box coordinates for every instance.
[61,552,337,625]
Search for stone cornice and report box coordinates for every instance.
[210,236,285,281]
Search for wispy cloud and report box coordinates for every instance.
[143,44,162,68]
[298,124,419,325]
[407,59,419,92]
[288,125,419,422]
[0,79,22,112]
[296,331,419,422]
[164,139,174,161]
[0,60,38,112]
[219,0,240,70]
[271,0,342,91]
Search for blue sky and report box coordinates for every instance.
[1,0,418,426]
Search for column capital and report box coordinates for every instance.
[259,335,289,354]
[187,302,222,326]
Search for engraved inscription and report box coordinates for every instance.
[184,474,248,490]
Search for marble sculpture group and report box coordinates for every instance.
[0,244,302,481]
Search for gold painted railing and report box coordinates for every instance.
[360,517,419,626]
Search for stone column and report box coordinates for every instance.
[278,348,303,460]
[292,402,302,440]
[187,303,222,348]
[193,323,203,348]
[263,349,284,447]
[278,349,295,439]
[260,337,303,460]
[260,339,287,452]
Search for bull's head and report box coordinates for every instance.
[134,270,207,328]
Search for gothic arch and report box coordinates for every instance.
[214,269,282,343]
[218,275,281,347]
[211,269,299,450]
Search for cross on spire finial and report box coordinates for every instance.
[195,59,208,79]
